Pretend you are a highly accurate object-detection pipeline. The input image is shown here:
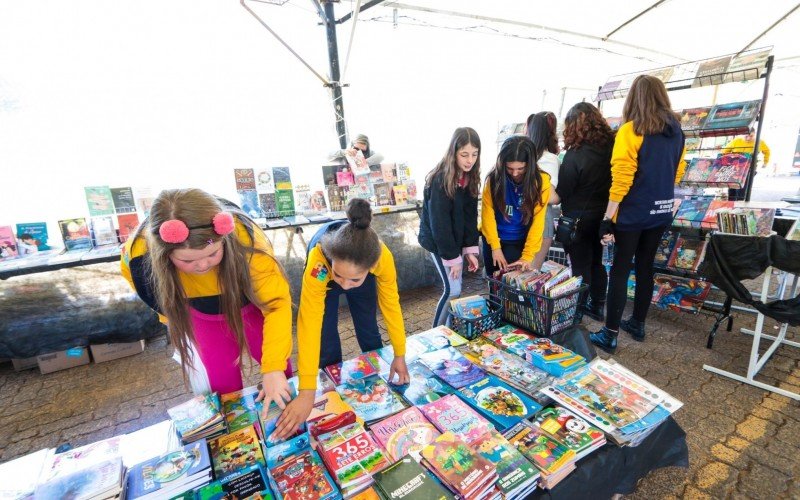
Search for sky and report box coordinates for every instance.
[0,0,798,234]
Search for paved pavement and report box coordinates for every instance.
[1,269,799,499]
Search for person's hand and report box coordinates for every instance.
[465,254,479,273]
[448,263,462,280]
[599,218,615,239]
[602,234,615,245]
[491,249,508,271]
[386,356,410,385]
[255,370,292,414]
[271,390,315,441]
[509,259,533,271]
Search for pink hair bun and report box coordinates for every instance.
[159,219,190,244]
[213,212,235,236]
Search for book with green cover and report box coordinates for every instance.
[420,432,496,498]
[372,456,454,500]
[472,430,538,496]
[209,425,266,481]
[275,189,295,216]
[84,185,116,216]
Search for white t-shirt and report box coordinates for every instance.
[538,151,560,187]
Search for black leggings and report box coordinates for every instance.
[606,225,668,331]
[563,216,607,306]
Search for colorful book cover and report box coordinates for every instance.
[472,430,538,495]
[327,185,349,212]
[237,189,262,219]
[117,213,141,243]
[503,422,575,475]
[707,153,751,188]
[84,185,116,216]
[704,100,761,131]
[667,237,707,272]
[692,55,732,87]
[209,425,266,480]
[369,406,441,461]
[336,170,355,187]
[255,168,276,193]
[259,193,278,217]
[167,393,222,438]
[419,394,493,446]
[417,347,486,389]
[38,436,122,483]
[673,197,713,227]
[678,107,711,133]
[317,422,391,489]
[701,200,735,228]
[126,440,211,499]
[91,216,118,246]
[420,432,496,498]
[268,449,339,500]
[627,270,636,300]
[532,406,605,457]
[481,325,537,359]
[449,295,489,319]
[195,464,273,500]
[325,351,383,385]
[373,182,393,206]
[220,386,261,435]
[460,337,552,399]
[409,326,469,351]
[725,48,771,82]
[336,375,406,423]
[787,219,800,241]
[15,222,50,253]
[58,218,93,251]
[310,191,328,212]
[345,150,370,176]
[274,189,295,216]
[457,375,541,432]
[34,458,123,500]
[272,167,293,190]
[234,169,257,191]
[652,273,712,313]
[110,187,137,213]
[749,208,776,237]
[654,230,679,267]
[681,157,715,183]
[392,185,408,205]
[372,456,454,500]
[0,226,19,260]
[381,361,456,407]
[294,188,313,215]
[379,163,397,183]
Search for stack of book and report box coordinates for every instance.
[532,406,607,461]
[504,421,577,489]
[167,393,226,445]
[126,440,213,499]
[420,394,495,446]
[336,374,408,424]
[326,351,387,385]
[540,358,683,446]
[482,325,585,377]
[194,463,272,499]
[266,435,340,500]
[377,325,469,364]
[450,295,489,319]
[679,153,751,188]
[208,424,266,482]
[420,432,499,500]
[715,207,776,236]
[471,430,540,498]
[35,437,126,500]
[372,456,455,500]
[316,422,392,497]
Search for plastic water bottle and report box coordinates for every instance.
[602,243,615,268]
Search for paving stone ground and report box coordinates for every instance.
[1,270,799,499]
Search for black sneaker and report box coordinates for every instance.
[589,327,618,354]
[582,298,605,322]
[620,317,646,341]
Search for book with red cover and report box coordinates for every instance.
[701,200,735,228]
[317,422,391,492]
[678,107,712,133]
[420,432,497,499]
[707,153,751,188]
[666,237,707,272]
[116,213,140,243]
[652,274,712,313]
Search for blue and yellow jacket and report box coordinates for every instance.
[610,119,686,231]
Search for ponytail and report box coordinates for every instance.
[322,199,382,269]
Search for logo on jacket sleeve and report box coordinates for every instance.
[310,262,329,281]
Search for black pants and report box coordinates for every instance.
[481,237,526,276]
[606,225,668,331]
[563,215,607,307]
[318,273,383,368]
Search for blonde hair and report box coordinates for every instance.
[622,75,679,136]
[142,188,283,381]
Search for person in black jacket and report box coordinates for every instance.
[419,127,482,327]
[554,102,615,321]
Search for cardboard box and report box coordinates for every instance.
[11,356,39,371]
[90,340,145,363]
[37,348,90,374]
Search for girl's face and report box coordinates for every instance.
[331,260,369,290]
[170,240,224,274]
[456,144,479,175]
[506,161,526,183]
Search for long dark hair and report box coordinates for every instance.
[563,102,615,150]
[322,198,381,270]
[623,75,680,136]
[486,136,544,225]
[425,127,481,198]
[526,111,559,157]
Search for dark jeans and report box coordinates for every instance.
[481,237,526,276]
[606,225,668,331]
[318,273,383,368]
[563,214,607,307]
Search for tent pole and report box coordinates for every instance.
[321,0,349,149]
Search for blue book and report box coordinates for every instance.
[15,222,50,252]
[380,361,455,406]
[126,440,212,499]
[417,347,486,389]
[457,374,542,432]
[336,375,407,423]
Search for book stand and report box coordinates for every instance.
[703,267,800,401]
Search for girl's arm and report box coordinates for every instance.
[520,173,552,262]
[250,254,294,375]
[609,121,643,207]
[479,181,501,251]
[293,246,332,391]
[372,244,410,383]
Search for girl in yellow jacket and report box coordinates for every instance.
[480,135,551,274]
[120,188,294,412]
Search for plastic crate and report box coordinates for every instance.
[449,295,503,340]
[488,277,587,337]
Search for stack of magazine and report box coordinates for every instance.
[482,325,586,377]
[167,393,226,445]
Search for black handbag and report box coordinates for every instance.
[555,215,580,245]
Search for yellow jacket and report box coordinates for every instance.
[722,137,770,164]
[480,172,551,262]
[120,220,293,375]
[296,243,406,390]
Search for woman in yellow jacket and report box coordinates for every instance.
[480,135,551,274]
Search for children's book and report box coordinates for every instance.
[195,464,273,500]
[294,187,313,215]
[35,458,123,500]
[307,390,361,437]
[167,393,224,443]
[91,216,118,246]
[15,222,50,253]
[110,187,137,213]
[654,230,680,267]
[472,430,539,497]
[449,295,489,319]
[325,351,384,385]
[707,153,751,188]
[372,182,393,206]
[678,107,712,133]
[417,347,486,389]
[419,394,494,446]
[268,449,339,500]
[392,185,409,205]
[701,200,735,228]
[117,213,141,243]
[317,422,391,491]
[255,168,276,193]
[502,422,576,475]
[746,207,776,237]
[692,55,732,87]
[336,375,407,423]
[369,406,441,462]
[126,440,212,500]
[38,436,122,484]
[0,226,19,260]
[381,361,456,407]
[58,218,93,251]
[220,386,261,435]
[460,337,553,400]
[209,425,266,481]
[627,270,637,300]
[673,197,713,228]
[237,189,262,219]
[409,326,469,351]
[457,375,542,432]
[84,185,116,216]
[372,456,454,500]
[681,157,715,183]
[420,432,497,499]
[667,237,707,272]
[234,168,257,191]
[532,406,606,460]
[652,273,712,313]
[704,100,761,131]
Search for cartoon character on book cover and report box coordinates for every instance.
[210,426,265,479]
[336,375,405,422]
[708,153,750,187]
[652,275,711,313]
[385,361,455,406]
[418,348,486,389]
[682,157,714,183]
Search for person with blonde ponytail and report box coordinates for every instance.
[120,188,294,418]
